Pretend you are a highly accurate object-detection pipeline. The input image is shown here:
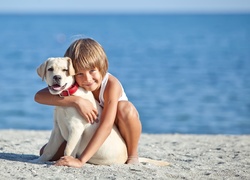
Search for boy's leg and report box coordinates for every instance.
[40,141,67,161]
[115,101,142,164]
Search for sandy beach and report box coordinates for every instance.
[0,130,249,180]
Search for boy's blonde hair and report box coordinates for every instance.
[64,38,108,78]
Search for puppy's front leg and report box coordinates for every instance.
[38,125,64,162]
[64,123,84,157]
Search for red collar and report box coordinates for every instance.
[59,83,79,97]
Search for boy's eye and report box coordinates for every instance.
[75,73,83,76]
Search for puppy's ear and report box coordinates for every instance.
[37,60,48,81]
[66,57,75,76]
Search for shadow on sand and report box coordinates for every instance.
[0,152,39,163]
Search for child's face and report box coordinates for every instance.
[74,67,102,92]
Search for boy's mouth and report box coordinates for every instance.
[83,81,95,87]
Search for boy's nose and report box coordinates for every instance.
[83,73,91,82]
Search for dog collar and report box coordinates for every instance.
[59,83,79,97]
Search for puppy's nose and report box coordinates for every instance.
[53,75,62,82]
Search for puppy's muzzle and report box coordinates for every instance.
[53,75,62,84]
[48,75,67,93]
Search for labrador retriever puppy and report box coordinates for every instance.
[34,57,128,165]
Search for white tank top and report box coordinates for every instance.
[98,73,128,107]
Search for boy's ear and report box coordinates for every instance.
[67,57,75,76]
[37,60,48,81]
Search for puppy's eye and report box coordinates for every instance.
[48,67,53,71]
[63,69,68,72]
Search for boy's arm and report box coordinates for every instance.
[35,87,76,106]
[34,88,98,123]
[78,76,122,164]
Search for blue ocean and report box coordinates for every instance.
[0,14,249,134]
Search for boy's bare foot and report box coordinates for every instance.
[126,156,139,164]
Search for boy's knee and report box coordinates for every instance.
[117,101,138,122]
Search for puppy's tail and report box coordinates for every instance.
[139,157,170,166]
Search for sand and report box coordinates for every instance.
[0,129,249,180]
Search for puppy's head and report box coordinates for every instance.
[37,57,76,95]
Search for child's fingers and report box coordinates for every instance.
[93,108,98,115]
[86,111,98,124]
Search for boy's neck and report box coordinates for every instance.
[92,87,100,103]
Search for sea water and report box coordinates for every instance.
[0,14,249,134]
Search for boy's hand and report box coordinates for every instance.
[55,156,83,168]
[74,97,98,124]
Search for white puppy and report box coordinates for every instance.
[35,57,127,165]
